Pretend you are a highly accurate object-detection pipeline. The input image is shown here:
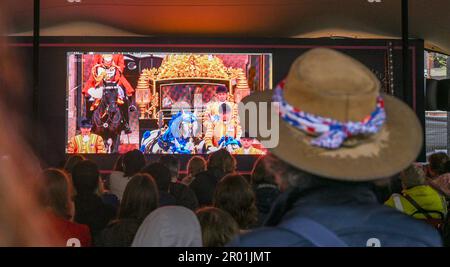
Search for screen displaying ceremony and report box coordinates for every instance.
[66,52,272,155]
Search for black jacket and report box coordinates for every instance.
[253,183,281,227]
[158,190,177,207]
[169,182,199,211]
[95,218,141,247]
[190,168,226,206]
[74,194,116,240]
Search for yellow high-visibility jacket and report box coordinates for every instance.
[385,185,447,219]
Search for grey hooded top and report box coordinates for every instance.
[132,206,202,247]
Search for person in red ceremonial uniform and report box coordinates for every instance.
[67,118,106,154]
[83,54,135,134]
[39,169,92,247]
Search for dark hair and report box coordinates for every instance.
[141,162,172,192]
[113,154,124,172]
[63,155,86,175]
[159,155,180,179]
[123,149,146,177]
[196,207,239,247]
[72,160,99,195]
[263,153,370,191]
[445,160,450,173]
[207,149,236,174]
[79,118,93,128]
[118,173,159,222]
[215,85,228,94]
[213,174,258,229]
[38,168,73,220]
[251,156,276,186]
[428,152,449,176]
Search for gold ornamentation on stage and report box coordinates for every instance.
[135,73,152,119]
[143,54,241,80]
[234,69,251,103]
[149,92,159,119]
[135,54,251,119]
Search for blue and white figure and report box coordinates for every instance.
[140,111,205,154]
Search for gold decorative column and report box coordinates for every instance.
[234,69,251,103]
[135,73,151,119]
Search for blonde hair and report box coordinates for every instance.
[187,156,206,176]
[207,149,236,174]
[38,169,75,220]
[213,174,258,229]
[196,207,239,247]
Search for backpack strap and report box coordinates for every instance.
[278,217,348,247]
[403,194,434,219]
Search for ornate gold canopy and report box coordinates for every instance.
[141,54,242,81]
[135,54,248,119]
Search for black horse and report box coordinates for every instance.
[92,85,124,153]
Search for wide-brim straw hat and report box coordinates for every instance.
[240,48,422,181]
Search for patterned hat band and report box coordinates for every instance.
[272,81,386,149]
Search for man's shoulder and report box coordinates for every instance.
[231,205,442,247]
[228,227,309,247]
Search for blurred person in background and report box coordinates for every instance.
[72,160,116,241]
[159,155,181,182]
[196,207,239,247]
[141,162,198,211]
[251,156,280,226]
[181,156,206,186]
[426,152,449,179]
[426,153,450,197]
[132,206,202,247]
[385,165,447,222]
[0,3,57,246]
[96,173,159,247]
[141,162,177,207]
[160,155,199,211]
[38,168,91,246]
[109,149,146,200]
[190,149,237,206]
[214,174,258,233]
[63,155,86,176]
[112,154,125,172]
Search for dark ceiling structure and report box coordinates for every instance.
[4,0,450,53]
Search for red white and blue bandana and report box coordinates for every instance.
[272,81,386,149]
